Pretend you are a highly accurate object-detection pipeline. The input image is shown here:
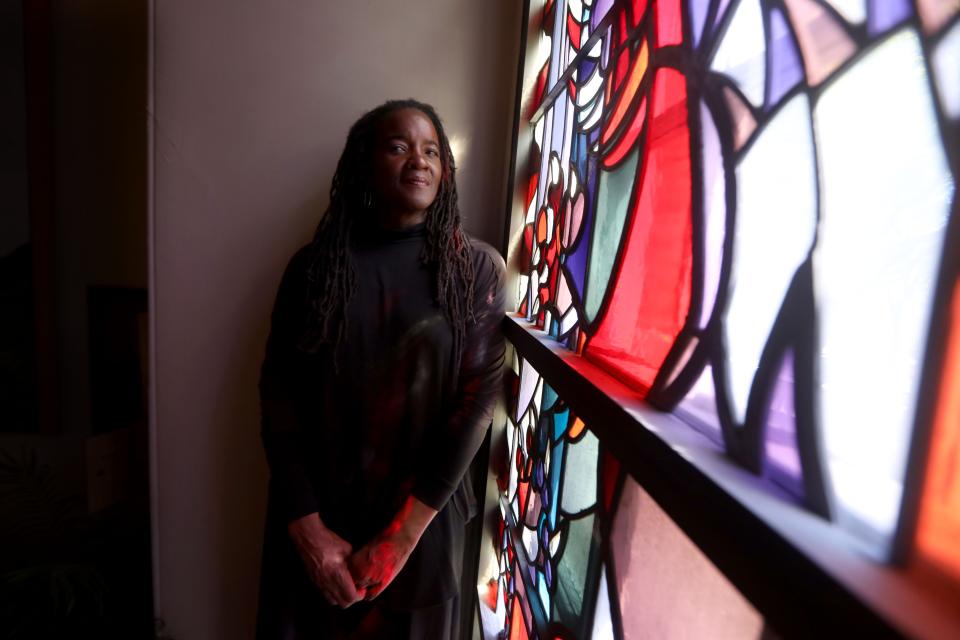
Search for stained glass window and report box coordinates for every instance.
[509,0,958,561]
[478,354,762,639]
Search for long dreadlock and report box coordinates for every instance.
[299,99,476,366]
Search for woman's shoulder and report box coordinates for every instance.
[278,244,314,280]
[465,236,506,282]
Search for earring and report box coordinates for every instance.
[363,190,373,209]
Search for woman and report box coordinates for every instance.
[256,99,505,639]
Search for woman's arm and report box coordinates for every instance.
[349,242,506,598]
[260,248,321,522]
[411,242,507,511]
[346,495,438,599]
[261,247,364,608]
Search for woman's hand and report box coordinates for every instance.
[287,513,366,608]
[347,528,417,600]
[347,495,438,599]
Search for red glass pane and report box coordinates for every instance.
[518,479,530,518]
[586,68,693,392]
[631,0,649,27]
[655,0,683,47]
[567,9,582,50]
[614,46,631,90]
[602,450,621,513]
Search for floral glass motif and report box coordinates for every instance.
[479,354,763,639]
[514,0,959,559]
[484,352,622,639]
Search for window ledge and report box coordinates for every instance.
[503,315,960,639]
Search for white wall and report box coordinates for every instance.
[150,1,521,637]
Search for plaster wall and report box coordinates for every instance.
[151,2,521,636]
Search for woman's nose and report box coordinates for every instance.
[407,150,428,168]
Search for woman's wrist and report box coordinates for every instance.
[386,495,437,548]
[288,512,332,549]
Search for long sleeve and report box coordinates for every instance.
[412,242,507,511]
[259,247,320,523]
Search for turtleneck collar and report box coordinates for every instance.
[355,220,426,246]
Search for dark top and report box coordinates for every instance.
[257,222,505,613]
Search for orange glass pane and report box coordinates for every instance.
[509,595,528,640]
[602,39,649,144]
[916,278,960,582]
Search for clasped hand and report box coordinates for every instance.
[288,513,418,608]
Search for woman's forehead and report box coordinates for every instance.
[377,108,439,143]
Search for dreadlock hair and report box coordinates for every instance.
[299,99,476,367]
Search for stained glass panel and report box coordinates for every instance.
[478,354,767,638]
[507,0,959,564]
[480,355,608,638]
[813,28,953,547]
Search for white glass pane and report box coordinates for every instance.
[560,429,599,514]
[699,100,726,328]
[724,93,818,424]
[813,28,955,552]
[710,0,766,106]
[516,357,540,422]
[933,20,960,119]
[590,566,614,639]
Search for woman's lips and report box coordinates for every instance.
[403,176,431,187]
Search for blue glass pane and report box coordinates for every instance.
[766,7,803,109]
[868,0,912,35]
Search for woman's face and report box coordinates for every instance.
[369,108,443,228]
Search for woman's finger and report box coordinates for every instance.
[329,563,363,605]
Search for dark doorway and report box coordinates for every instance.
[0,1,153,637]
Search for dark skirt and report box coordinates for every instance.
[255,589,460,640]
[255,491,472,640]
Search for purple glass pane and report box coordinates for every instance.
[766,8,804,109]
[691,0,712,48]
[675,365,723,446]
[565,152,597,296]
[762,350,804,500]
[712,0,734,34]
[867,0,912,35]
[591,0,615,31]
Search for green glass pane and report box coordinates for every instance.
[552,512,598,633]
[585,147,640,321]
